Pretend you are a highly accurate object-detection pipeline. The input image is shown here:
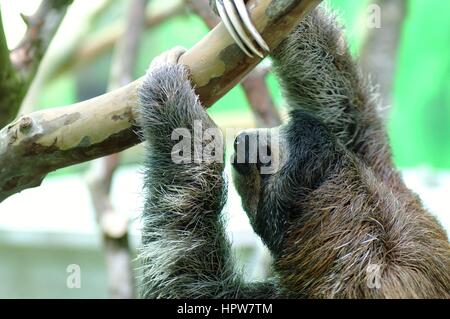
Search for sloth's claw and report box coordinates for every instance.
[216,0,269,58]
[216,0,254,57]
[223,0,264,58]
[234,0,270,53]
[149,46,187,71]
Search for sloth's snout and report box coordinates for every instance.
[232,133,253,175]
[231,130,273,175]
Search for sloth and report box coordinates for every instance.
[137,6,450,298]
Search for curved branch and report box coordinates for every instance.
[0,0,321,203]
[0,0,73,129]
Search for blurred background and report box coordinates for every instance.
[0,0,449,298]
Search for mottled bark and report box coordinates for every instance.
[0,0,322,203]
[0,81,140,202]
[0,0,73,129]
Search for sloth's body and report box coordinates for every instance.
[137,7,450,298]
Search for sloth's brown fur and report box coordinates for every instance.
[276,158,450,298]
[267,7,450,298]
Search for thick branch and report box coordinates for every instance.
[0,0,322,203]
[0,0,73,129]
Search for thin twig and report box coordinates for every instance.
[241,66,281,127]
[18,0,116,116]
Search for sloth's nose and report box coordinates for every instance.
[232,133,253,175]
[233,133,250,153]
[232,130,272,175]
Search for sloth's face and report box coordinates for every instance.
[231,126,288,228]
[231,110,341,251]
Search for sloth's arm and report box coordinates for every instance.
[137,52,277,298]
[271,7,401,187]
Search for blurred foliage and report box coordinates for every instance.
[31,0,450,170]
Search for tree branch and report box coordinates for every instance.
[10,0,74,78]
[0,6,13,76]
[0,0,322,203]
[0,7,27,130]
[0,0,73,129]
[18,0,118,116]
